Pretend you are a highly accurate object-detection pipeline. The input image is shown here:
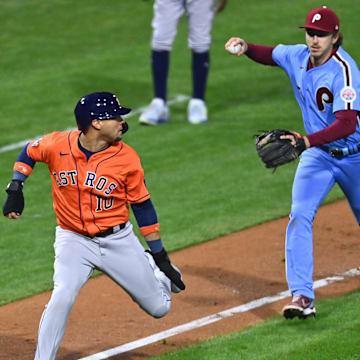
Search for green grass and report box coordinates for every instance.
[0,0,357,328]
[149,290,360,360]
[0,0,354,304]
[1,0,359,359]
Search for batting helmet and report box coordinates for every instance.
[74,92,131,132]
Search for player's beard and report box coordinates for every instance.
[112,121,127,143]
[112,131,122,142]
[114,122,128,142]
[310,47,332,65]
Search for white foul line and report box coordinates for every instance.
[0,94,190,154]
[79,267,360,360]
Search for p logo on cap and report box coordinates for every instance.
[312,13,321,23]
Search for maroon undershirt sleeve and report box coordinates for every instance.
[245,43,277,66]
[307,110,358,147]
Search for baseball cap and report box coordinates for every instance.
[74,91,131,132]
[300,6,339,33]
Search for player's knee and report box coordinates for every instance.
[289,206,315,224]
[152,40,173,52]
[149,303,171,319]
[189,35,211,53]
[190,44,211,53]
[141,294,171,319]
[51,285,78,308]
[152,32,176,52]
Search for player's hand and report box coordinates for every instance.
[2,180,25,218]
[225,37,248,56]
[150,248,185,291]
[280,131,310,149]
[5,212,21,219]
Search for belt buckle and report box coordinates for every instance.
[113,225,121,234]
[113,223,126,234]
[329,148,342,157]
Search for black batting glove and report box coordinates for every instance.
[2,180,24,216]
[151,248,185,291]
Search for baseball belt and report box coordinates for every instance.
[90,223,126,238]
[320,143,360,158]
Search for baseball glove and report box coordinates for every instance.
[255,129,306,169]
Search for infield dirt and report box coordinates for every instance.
[1,199,360,360]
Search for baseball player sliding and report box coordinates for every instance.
[2,91,185,359]
[226,7,360,319]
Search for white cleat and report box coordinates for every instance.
[187,98,208,124]
[139,98,169,125]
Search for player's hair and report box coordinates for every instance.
[334,32,343,47]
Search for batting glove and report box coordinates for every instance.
[2,180,25,216]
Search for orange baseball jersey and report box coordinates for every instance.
[22,130,150,236]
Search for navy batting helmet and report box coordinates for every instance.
[74,92,131,132]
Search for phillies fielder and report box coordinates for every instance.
[226,7,360,319]
[2,91,185,359]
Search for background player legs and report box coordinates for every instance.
[140,0,216,125]
[152,50,169,102]
[186,0,216,124]
[191,50,210,102]
[139,0,183,125]
[150,0,184,99]
[285,148,335,300]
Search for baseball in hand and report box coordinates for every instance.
[226,43,242,54]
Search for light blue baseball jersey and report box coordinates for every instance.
[272,44,360,148]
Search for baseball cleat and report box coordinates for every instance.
[282,295,316,319]
[187,98,208,124]
[139,98,169,125]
